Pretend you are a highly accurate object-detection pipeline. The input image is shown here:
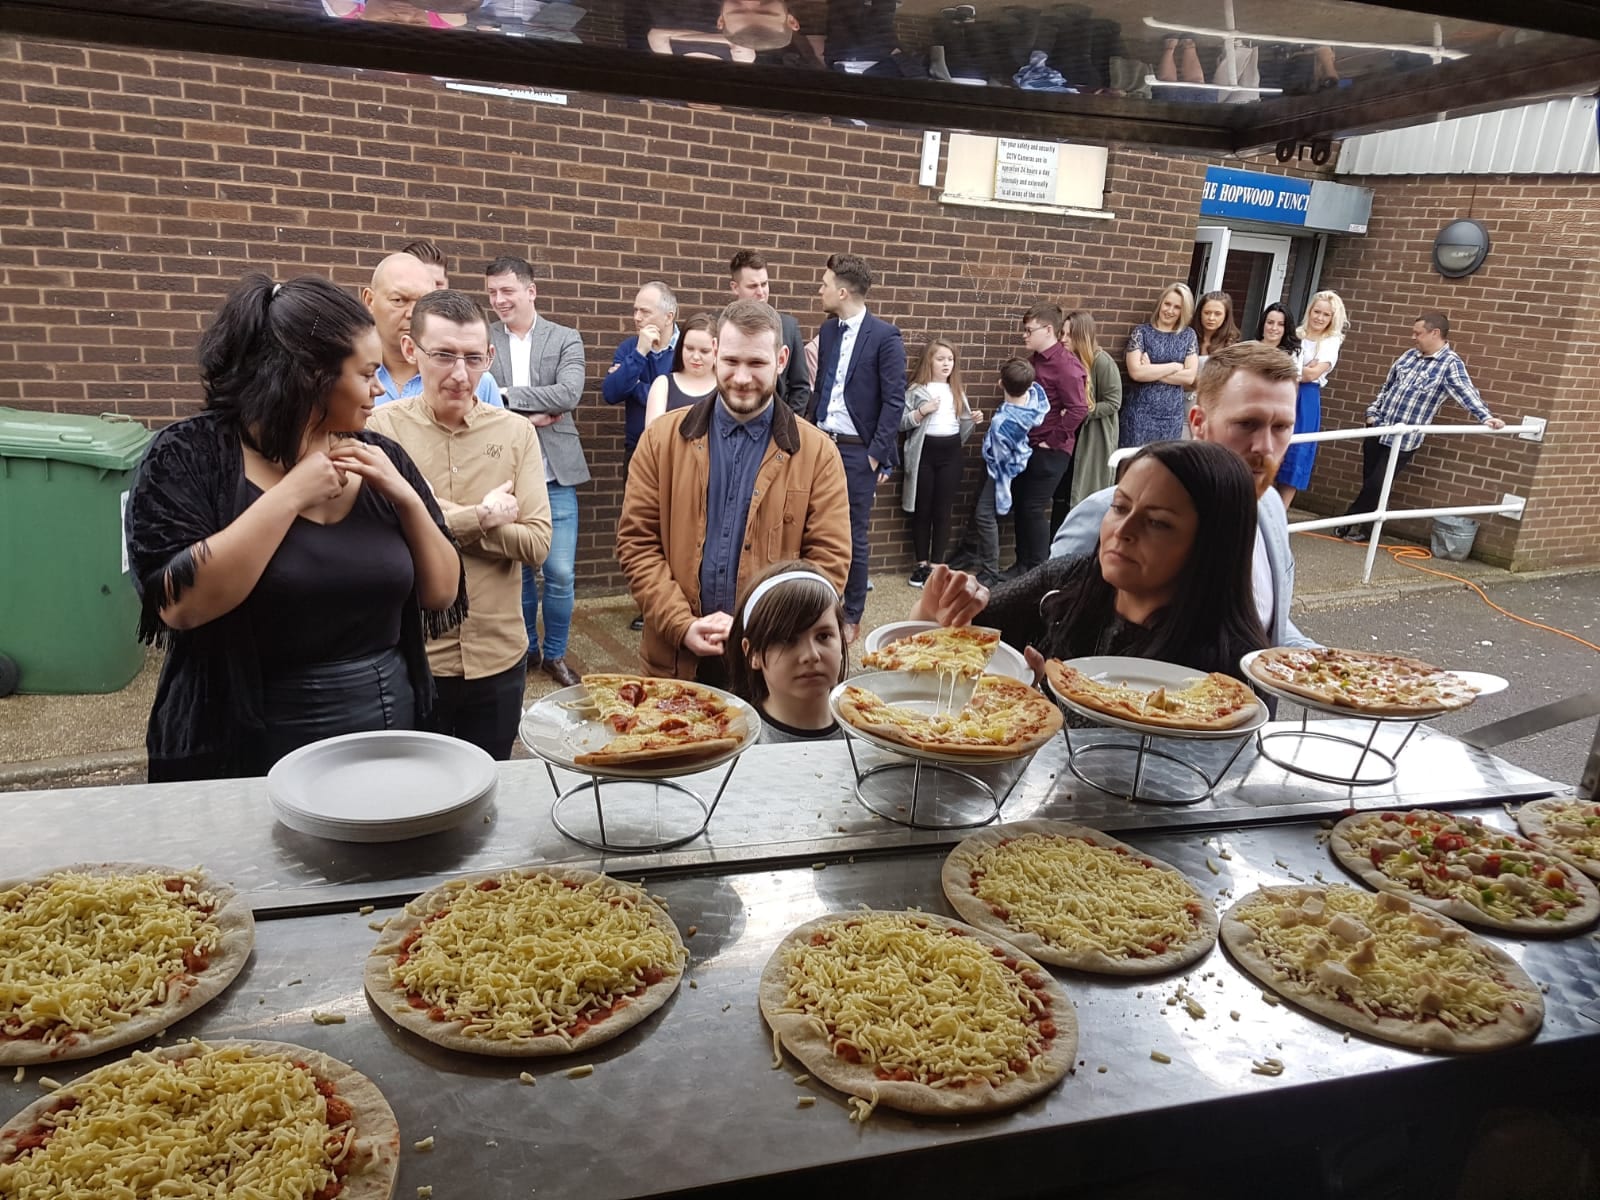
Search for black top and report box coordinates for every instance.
[240,477,415,669]
[665,373,715,414]
[125,411,467,782]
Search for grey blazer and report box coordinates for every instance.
[489,317,591,487]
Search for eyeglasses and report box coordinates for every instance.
[1021,325,1048,337]
[417,347,490,372]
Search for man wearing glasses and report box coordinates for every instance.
[367,290,552,759]
[362,252,503,409]
[484,256,590,688]
[1007,302,1087,576]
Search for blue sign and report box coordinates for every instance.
[1199,167,1311,226]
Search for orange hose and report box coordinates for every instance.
[1307,533,1600,655]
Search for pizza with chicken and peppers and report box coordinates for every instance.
[1246,647,1478,716]
[365,867,686,1057]
[942,822,1218,975]
[1222,885,1543,1052]
[759,910,1076,1118]
[1516,797,1600,880]
[564,674,746,767]
[0,1040,399,1200]
[1330,810,1600,935]
[0,863,254,1066]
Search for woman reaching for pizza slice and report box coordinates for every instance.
[910,440,1267,688]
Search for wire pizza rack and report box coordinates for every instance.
[539,756,746,854]
[1058,719,1259,806]
[837,732,1036,830]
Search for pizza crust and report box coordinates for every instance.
[835,680,1063,760]
[1044,661,1259,732]
[0,862,255,1067]
[0,1039,400,1199]
[941,821,1218,975]
[1220,887,1543,1053]
[365,867,684,1057]
[758,910,1077,1117]
[1329,812,1600,936]
[1516,798,1600,880]
[573,735,742,769]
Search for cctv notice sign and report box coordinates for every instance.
[994,139,1059,204]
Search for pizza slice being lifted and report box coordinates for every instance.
[862,626,1001,680]
[563,674,747,768]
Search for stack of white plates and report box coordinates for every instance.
[267,731,498,843]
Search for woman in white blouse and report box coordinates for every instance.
[901,337,982,588]
[1274,290,1348,509]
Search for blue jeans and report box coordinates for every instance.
[522,482,577,660]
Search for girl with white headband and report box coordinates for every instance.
[723,562,847,744]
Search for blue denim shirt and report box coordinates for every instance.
[374,364,502,408]
[698,400,774,618]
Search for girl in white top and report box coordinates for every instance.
[723,563,847,744]
[1274,290,1348,509]
[900,337,982,588]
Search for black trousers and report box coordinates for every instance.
[1343,437,1417,525]
[1008,447,1073,571]
[431,661,527,761]
[911,434,963,563]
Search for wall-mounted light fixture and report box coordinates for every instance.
[1432,219,1490,278]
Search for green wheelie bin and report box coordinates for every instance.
[0,408,153,696]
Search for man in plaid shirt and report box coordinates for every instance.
[1336,311,1505,541]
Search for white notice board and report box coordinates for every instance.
[994,139,1059,204]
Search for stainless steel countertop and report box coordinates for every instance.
[1,725,1558,914]
[4,814,1597,1200]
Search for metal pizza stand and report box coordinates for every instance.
[6,716,1600,1198]
[518,683,761,853]
[1046,656,1270,807]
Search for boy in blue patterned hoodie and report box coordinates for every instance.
[948,358,1051,585]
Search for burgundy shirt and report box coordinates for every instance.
[1028,340,1090,454]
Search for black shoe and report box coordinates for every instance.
[629,615,645,632]
[908,564,931,588]
[526,650,542,673]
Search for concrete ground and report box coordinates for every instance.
[3,523,1596,791]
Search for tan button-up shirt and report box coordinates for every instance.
[368,396,552,679]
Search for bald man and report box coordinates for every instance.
[362,253,502,408]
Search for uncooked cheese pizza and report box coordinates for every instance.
[364,867,686,1056]
[0,863,254,1066]
[941,822,1218,974]
[1044,661,1259,731]
[1246,647,1478,715]
[0,1039,400,1200]
[1222,885,1543,1052]
[565,674,747,767]
[861,626,1001,679]
[1330,810,1600,934]
[1516,798,1600,880]
[835,674,1063,759]
[759,910,1076,1119]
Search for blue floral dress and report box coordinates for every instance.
[1119,323,1197,448]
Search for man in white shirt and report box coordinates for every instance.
[1051,340,1317,648]
[485,256,589,688]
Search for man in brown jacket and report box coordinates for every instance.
[618,299,851,682]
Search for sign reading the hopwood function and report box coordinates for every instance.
[994,139,1059,204]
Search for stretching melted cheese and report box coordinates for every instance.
[971,834,1201,958]
[392,874,683,1040]
[0,870,221,1042]
[1234,886,1533,1027]
[0,1043,343,1198]
[776,913,1055,1088]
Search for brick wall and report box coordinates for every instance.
[1305,176,1600,569]
[0,35,1208,592]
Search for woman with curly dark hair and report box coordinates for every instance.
[125,272,466,781]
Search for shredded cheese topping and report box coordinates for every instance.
[391,874,683,1041]
[0,870,223,1042]
[1525,799,1600,863]
[969,834,1203,959]
[1233,886,1535,1028]
[776,913,1057,1089]
[0,1043,347,1198]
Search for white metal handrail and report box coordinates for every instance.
[1105,419,1547,585]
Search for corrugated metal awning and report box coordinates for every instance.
[1337,94,1600,174]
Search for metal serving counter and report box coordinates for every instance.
[3,731,1595,1198]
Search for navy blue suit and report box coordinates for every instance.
[809,310,906,622]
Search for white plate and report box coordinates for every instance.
[828,670,1053,764]
[860,620,1031,684]
[520,682,761,780]
[1047,655,1268,740]
[267,731,497,839]
[270,789,494,843]
[1240,649,1481,721]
